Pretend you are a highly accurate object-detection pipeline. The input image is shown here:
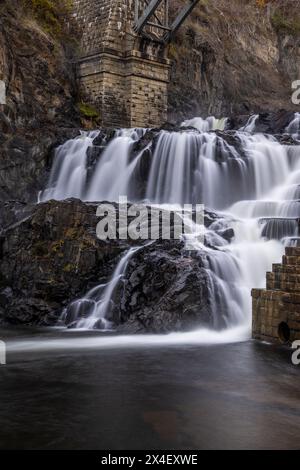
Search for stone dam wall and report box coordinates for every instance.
[252,246,300,344]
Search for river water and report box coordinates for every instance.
[0,327,299,450]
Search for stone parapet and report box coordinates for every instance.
[252,247,300,344]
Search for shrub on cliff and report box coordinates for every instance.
[255,0,300,36]
[271,9,300,36]
[22,0,74,37]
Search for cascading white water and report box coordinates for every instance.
[60,246,143,330]
[145,131,249,208]
[181,116,227,132]
[286,112,300,139]
[40,128,145,202]
[86,128,146,202]
[42,114,300,335]
[240,114,259,132]
[39,131,99,202]
[144,131,296,209]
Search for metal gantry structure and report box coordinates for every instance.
[134,0,199,44]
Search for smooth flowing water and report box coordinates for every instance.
[60,246,145,330]
[0,326,299,450]
[40,114,300,336]
[286,112,300,138]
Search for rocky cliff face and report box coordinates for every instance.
[0,0,80,202]
[168,0,300,121]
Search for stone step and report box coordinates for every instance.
[282,255,300,265]
[268,271,300,281]
[252,242,300,344]
[251,288,286,300]
[272,263,300,273]
[267,281,300,292]
[285,246,300,256]
[267,270,300,291]
[252,288,300,304]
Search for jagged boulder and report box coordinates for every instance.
[0,198,217,331]
[116,241,211,333]
[0,199,129,325]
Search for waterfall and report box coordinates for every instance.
[40,129,145,202]
[286,112,300,139]
[181,116,227,132]
[42,115,300,334]
[60,246,143,329]
[240,114,259,132]
[39,131,99,202]
[145,131,249,208]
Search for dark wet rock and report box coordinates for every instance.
[159,122,185,133]
[213,131,244,161]
[0,111,14,134]
[132,129,157,153]
[204,210,222,228]
[116,241,212,333]
[214,130,245,157]
[255,111,295,135]
[226,115,249,131]
[86,144,103,168]
[0,199,130,325]
[276,134,300,146]
[4,298,57,326]
[136,146,152,178]
[0,201,34,232]
[92,129,116,146]
[0,287,13,308]
[0,199,217,331]
[217,227,235,243]
[0,129,81,203]
[227,110,299,136]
